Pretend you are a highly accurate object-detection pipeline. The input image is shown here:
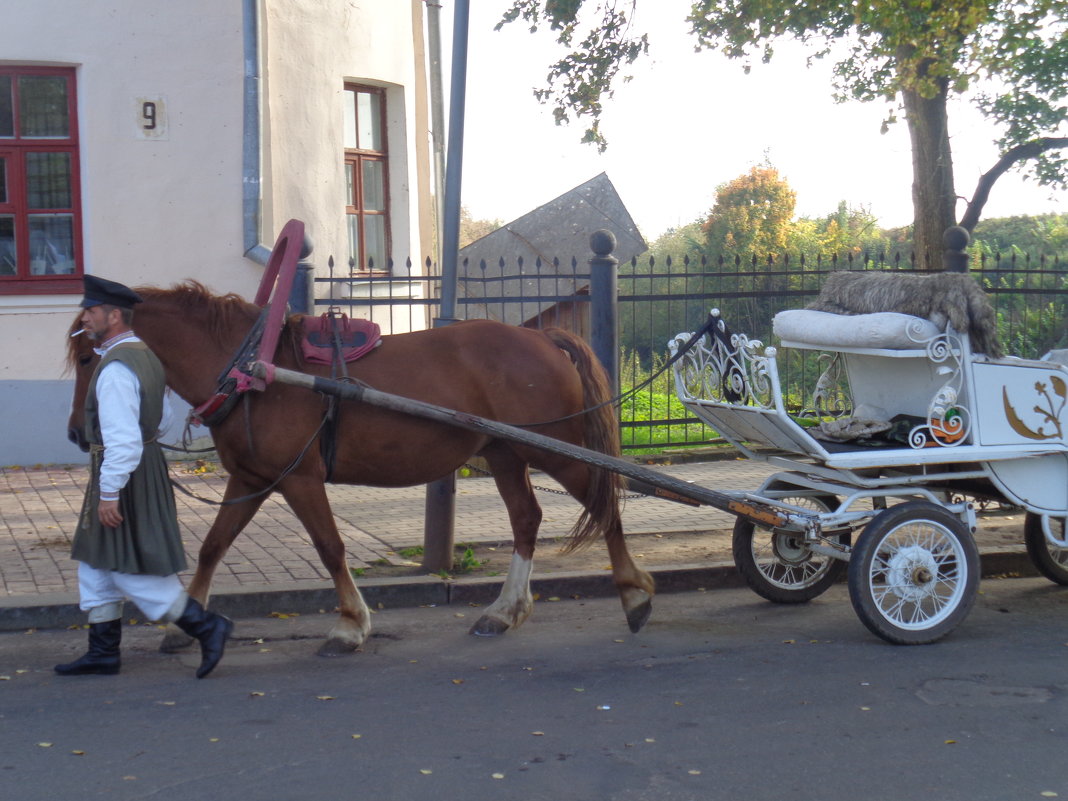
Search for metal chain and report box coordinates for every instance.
[460,461,646,500]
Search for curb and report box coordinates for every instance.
[0,548,1038,632]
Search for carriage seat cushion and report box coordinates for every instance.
[772,309,943,350]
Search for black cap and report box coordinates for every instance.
[80,275,143,309]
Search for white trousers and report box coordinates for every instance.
[77,562,186,623]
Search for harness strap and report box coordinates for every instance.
[190,307,270,427]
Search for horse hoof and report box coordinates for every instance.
[160,629,194,653]
[469,616,510,637]
[625,599,653,633]
[317,638,360,657]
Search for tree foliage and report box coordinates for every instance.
[703,163,796,257]
[501,0,1068,268]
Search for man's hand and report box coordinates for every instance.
[98,499,123,528]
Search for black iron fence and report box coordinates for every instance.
[313,246,1068,452]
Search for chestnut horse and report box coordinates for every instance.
[66,281,655,655]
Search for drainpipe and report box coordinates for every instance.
[425,1,446,270]
[242,0,271,265]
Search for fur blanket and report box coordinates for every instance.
[807,271,1003,358]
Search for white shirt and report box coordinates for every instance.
[94,332,173,501]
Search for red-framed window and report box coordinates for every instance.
[0,66,82,294]
[343,84,389,274]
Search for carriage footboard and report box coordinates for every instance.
[668,310,828,459]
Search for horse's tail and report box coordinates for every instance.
[544,328,624,552]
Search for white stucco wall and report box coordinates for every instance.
[0,0,432,464]
[261,0,432,281]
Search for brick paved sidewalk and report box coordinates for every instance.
[0,458,778,600]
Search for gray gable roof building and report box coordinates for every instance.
[457,173,647,327]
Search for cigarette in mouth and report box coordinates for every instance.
[70,329,86,338]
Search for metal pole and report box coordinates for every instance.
[589,229,620,395]
[436,0,469,324]
[943,226,970,272]
[423,0,470,573]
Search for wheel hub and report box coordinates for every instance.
[886,544,939,602]
[771,532,811,565]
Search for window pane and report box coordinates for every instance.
[356,91,382,151]
[26,152,71,208]
[362,159,384,211]
[364,215,386,271]
[19,75,70,138]
[0,156,6,203]
[346,214,361,271]
[0,215,14,275]
[343,89,357,149]
[0,77,12,138]
[28,213,75,274]
[346,162,355,207]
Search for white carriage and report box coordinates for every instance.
[669,306,1068,644]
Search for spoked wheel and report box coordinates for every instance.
[848,501,979,645]
[732,485,849,604]
[1024,513,1068,585]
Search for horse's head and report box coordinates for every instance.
[65,312,99,452]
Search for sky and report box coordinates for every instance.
[444,0,1065,242]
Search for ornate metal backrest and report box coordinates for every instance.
[669,309,775,409]
[913,328,970,447]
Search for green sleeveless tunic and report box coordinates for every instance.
[71,342,188,576]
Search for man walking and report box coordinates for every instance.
[55,274,232,679]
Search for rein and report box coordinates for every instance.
[168,412,329,507]
[511,313,719,429]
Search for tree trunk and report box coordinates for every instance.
[901,76,956,270]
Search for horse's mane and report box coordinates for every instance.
[65,280,306,369]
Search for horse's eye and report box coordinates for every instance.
[78,355,93,367]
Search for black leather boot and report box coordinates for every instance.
[54,619,122,676]
[174,598,233,678]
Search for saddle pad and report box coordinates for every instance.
[300,313,381,364]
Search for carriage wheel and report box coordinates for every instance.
[1024,513,1068,586]
[732,486,848,604]
[848,501,979,645]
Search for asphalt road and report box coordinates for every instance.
[2,578,1068,801]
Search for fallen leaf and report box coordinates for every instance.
[451,679,464,685]
[351,734,362,740]
[645,738,655,743]
[531,731,544,736]
[492,773,505,779]
[419,769,432,775]
[316,695,336,701]
[209,738,220,743]
[688,770,702,775]
[454,613,465,618]
[1040,793,1058,798]
[157,701,176,706]
[71,750,85,756]
[249,691,265,697]
[37,742,53,748]
[860,707,872,711]
[944,739,956,744]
